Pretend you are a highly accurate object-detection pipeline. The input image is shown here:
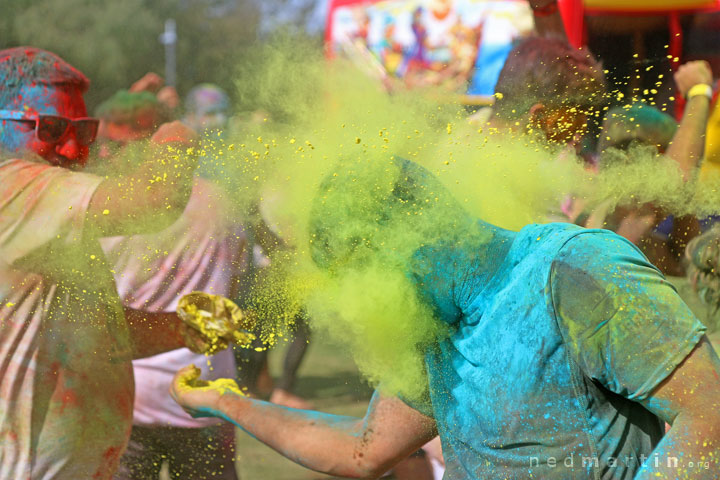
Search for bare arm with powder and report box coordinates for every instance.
[171,366,437,479]
[124,308,216,359]
[667,61,712,181]
[530,0,567,39]
[635,336,720,479]
[86,121,199,237]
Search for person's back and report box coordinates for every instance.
[409,221,703,478]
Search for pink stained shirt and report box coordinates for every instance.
[101,178,248,428]
[0,158,134,480]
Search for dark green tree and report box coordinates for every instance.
[1,0,260,110]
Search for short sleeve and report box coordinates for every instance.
[0,159,102,265]
[550,231,706,401]
[397,377,434,418]
[408,245,463,325]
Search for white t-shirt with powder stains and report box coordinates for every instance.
[0,158,135,480]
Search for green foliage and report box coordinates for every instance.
[1,0,260,110]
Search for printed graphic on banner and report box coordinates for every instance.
[328,0,533,98]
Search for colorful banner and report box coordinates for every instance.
[327,0,534,102]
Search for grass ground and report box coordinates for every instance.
[234,334,375,480]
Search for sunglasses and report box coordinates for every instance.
[0,110,99,146]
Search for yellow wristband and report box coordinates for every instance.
[687,83,713,100]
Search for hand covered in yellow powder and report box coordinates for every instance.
[177,292,255,355]
[171,364,245,418]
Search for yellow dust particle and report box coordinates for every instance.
[5,302,14,307]
[102,209,110,215]
[355,137,361,144]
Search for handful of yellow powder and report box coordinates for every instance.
[177,292,256,354]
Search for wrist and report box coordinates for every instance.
[532,0,559,17]
[686,83,713,100]
[217,389,248,419]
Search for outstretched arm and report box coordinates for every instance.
[171,366,437,479]
[124,308,218,359]
[636,336,720,479]
[87,121,198,237]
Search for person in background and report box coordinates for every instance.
[485,36,607,148]
[672,225,720,348]
[93,89,171,160]
[183,83,231,136]
[583,60,713,276]
[182,86,316,410]
[91,89,246,480]
[0,47,211,479]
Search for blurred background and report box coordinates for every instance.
[0,0,329,110]
[2,0,718,113]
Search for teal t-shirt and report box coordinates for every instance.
[408,222,705,479]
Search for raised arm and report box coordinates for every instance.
[530,0,567,40]
[636,336,720,479]
[171,366,437,479]
[667,61,713,181]
[87,121,198,237]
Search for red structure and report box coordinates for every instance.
[559,0,720,64]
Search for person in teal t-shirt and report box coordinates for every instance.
[171,157,720,479]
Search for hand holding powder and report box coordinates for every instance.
[177,292,255,354]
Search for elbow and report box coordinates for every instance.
[360,466,389,480]
[669,410,720,438]
[348,453,400,480]
[313,452,389,479]
[156,179,193,213]
[352,458,386,480]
